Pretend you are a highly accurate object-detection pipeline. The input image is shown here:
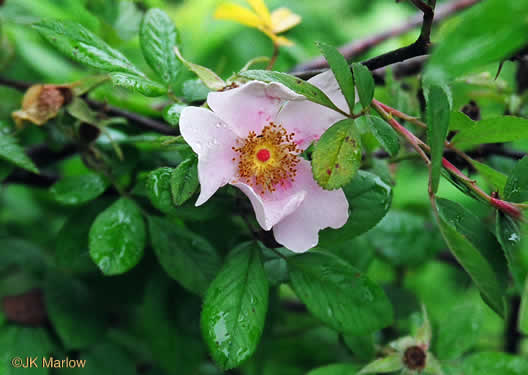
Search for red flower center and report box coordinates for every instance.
[256,148,271,162]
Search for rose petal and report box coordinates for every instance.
[179,107,238,206]
[233,181,306,231]
[272,160,349,252]
[276,70,348,150]
[207,81,304,138]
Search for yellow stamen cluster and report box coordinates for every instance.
[232,123,301,194]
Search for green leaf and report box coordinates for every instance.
[471,158,508,195]
[146,167,175,214]
[358,353,403,374]
[148,216,221,296]
[312,119,362,190]
[462,352,528,375]
[316,42,355,113]
[55,202,108,274]
[138,276,204,375]
[0,161,14,182]
[343,333,376,361]
[171,157,199,206]
[140,8,182,89]
[352,63,374,108]
[0,326,55,375]
[183,79,211,102]
[366,211,441,266]
[504,156,528,203]
[496,212,524,290]
[110,72,167,97]
[288,251,393,335]
[425,0,528,83]
[319,170,392,245]
[174,46,226,91]
[436,201,507,317]
[0,239,50,276]
[89,198,146,275]
[519,277,528,335]
[44,273,106,350]
[49,172,108,205]
[307,363,361,375]
[75,342,137,375]
[33,20,143,75]
[163,103,186,126]
[426,85,450,193]
[435,303,483,360]
[0,133,38,173]
[437,198,509,289]
[449,111,475,131]
[201,242,269,370]
[452,116,528,149]
[239,70,342,112]
[366,115,400,157]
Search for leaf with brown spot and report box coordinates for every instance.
[312,119,362,190]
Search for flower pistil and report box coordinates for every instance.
[232,122,301,194]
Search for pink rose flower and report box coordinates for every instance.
[180,71,349,252]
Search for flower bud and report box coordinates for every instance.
[12,84,72,127]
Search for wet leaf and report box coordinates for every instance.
[171,157,199,206]
[0,133,38,173]
[201,242,269,370]
[89,198,146,275]
[146,167,175,214]
[110,72,167,97]
[148,216,221,296]
[140,8,183,89]
[436,200,507,317]
[34,19,143,75]
[288,251,393,335]
[496,212,524,291]
[504,156,528,203]
[49,172,108,205]
[312,119,362,190]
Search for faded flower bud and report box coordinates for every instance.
[12,84,72,127]
[403,345,427,372]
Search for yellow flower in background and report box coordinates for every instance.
[214,0,301,46]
